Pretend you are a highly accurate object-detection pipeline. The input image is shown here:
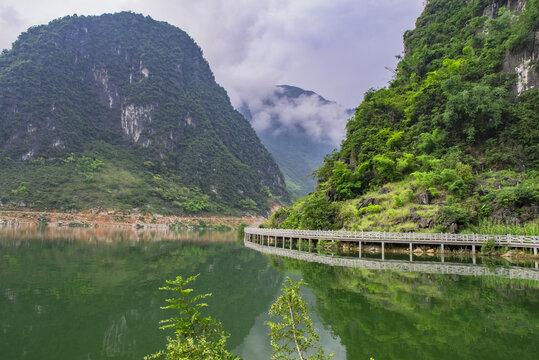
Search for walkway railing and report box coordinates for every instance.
[245,227,539,248]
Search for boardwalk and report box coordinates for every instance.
[244,227,539,255]
[244,240,539,282]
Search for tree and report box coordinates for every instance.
[145,274,239,360]
[148,275,337,360]
[266,278,334,360]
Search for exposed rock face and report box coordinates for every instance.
[503,30,539,95]
[418,217,434,229]
[417,190,432,205]
[121,104,153,144]
[358,197,378,209]
[482,0,528,18]
[479,1,537,95]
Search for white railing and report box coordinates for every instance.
[245,227,539,247]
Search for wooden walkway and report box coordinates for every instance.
[244,241,539,281]
[244,227,539,255]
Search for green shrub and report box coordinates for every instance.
[440,205,468,226]
[372,155,398,183]
[299,192,336,230]
[364,203,382,213]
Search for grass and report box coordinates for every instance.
[473,219,539,236]
[338,177,445,232]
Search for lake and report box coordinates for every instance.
[1,226,538,359]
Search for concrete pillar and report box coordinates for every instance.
[534,247,537,256]
[290,237,293,250]
[381,242,385,260]
[309,239,312,252]
[472,245,476,253]
[409,242,413,253]
[358,241,362,258]
[473,255,476,265]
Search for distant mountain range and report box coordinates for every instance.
[241,85,353,198]
[0,12,289,214]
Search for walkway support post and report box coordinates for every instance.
[358,241,362,258]
[381,242,385,260]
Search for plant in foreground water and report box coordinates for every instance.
[145,274,239,360]
[266,278,334,360]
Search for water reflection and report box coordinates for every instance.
[246,241,539,281]
[0,223,240,243]
[0,227,281,360]
[270,256,539,360]
[2,226,538,360]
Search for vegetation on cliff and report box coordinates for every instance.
[267,0,539,233]
[0,12,289,214]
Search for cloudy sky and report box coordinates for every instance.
[0,0,425,143]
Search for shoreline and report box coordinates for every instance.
[0,208,265,230]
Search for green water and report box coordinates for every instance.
[1,228,538,360]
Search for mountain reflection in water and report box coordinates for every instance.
[0,226,538,360]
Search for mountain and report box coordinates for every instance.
[241,85,353,199]
[267,0,538,233]
[0,12,289,214]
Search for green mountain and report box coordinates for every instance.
[0,12,289,214]
[268,0,538,233]
[241,85,352,199]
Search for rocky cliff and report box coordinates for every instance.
[0,12,289,214]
